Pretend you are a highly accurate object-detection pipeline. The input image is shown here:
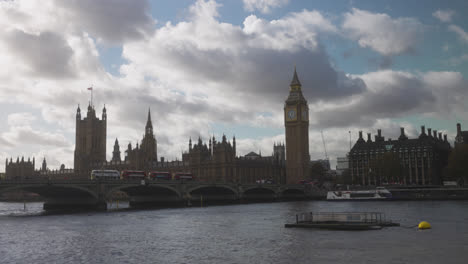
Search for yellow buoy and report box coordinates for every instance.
[418,221,431,230]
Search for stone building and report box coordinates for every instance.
[182,136,286,184]
[284,68,310,184]
[349,126,451,185]
[123,109,158,171]
[5,157,35,180]
[74,104,107,177]
[2,69,303,183]
[455,123,468,147]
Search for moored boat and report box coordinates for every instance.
[326,187,392,201]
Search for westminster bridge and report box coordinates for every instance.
[0,179,326,211]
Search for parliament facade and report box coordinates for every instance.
[65,68,311,183]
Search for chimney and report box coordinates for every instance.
[359,131,363,139]
[367,133,372,142]
[438,133,442,140]
[457,123,461,135]
[428,128,432,137]
[421,125,426,135]
[444,134,448,142]
[433,130,437,138]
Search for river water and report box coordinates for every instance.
[0,200,467,264]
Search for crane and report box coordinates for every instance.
[321,130,329,161]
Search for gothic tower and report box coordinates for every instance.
[112,138,121,162]
[284,67,310,184]
[139,108,158,168]
[74,103,107,177]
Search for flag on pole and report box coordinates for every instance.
[87,87,93,90]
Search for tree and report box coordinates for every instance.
[445,144,468,185]
[309,162,327,182]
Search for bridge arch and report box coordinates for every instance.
[243,186,277,194]
[105,184,182,199]
[188,185,238,196]
[281,187,306,197]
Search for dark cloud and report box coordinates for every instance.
[6,30,75,78]
[53,0,154,44]
[312,71,440,128]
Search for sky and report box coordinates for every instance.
[0,0,467,171]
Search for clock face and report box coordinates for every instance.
[288,109,296,120]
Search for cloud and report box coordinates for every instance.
[4,30,75,78]
[342,8,424,56]
[7,112,36,127]
[448,24,468,43]
[0,0,466,172]
[446,54,468,66]
[433,9,455,23]
[243,0,289,14]
[311,70,468,128]
[52,0,154,44]
[2,112,70,148]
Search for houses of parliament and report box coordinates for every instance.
[5,69,311,184]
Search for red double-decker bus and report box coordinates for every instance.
[121,170,146,180]
[148,171,172,181]
[174,172,194,181]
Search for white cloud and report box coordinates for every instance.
[448,24,468,43]
[342,8,424,56]
[433,9,455,23]
[7,112,36,127]
[243,0,289,14]
[0,0,465,173]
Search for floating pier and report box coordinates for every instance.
[285,212,400,230]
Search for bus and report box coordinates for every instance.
[148,171,172,181]
[121,170,147,180]
[174,172,194,181]
[91,170,120,180]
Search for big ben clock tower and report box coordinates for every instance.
[284,67,310,184]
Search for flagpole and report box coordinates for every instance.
[90,85,93,107]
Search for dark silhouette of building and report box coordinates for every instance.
[182,136,286,184]
[455,123,468,147]
[124,109,158,170]
[112,138,121,162]
[350,126,451,185]
[5,157,35,180]
[74,104,107,177]
[284,68,310,184]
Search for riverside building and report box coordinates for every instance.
[349,126,451,186]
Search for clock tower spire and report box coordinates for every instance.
[284,67,310,184]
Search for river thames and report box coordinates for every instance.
[0,200,467,264]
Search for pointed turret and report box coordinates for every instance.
[290,66,302,89]
[112,138,121,162]
[42,157,47,171]
[76,104,81,120]
[102,104,107,120]
[145,108,153,135]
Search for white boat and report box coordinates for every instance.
[326,187,392,201]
